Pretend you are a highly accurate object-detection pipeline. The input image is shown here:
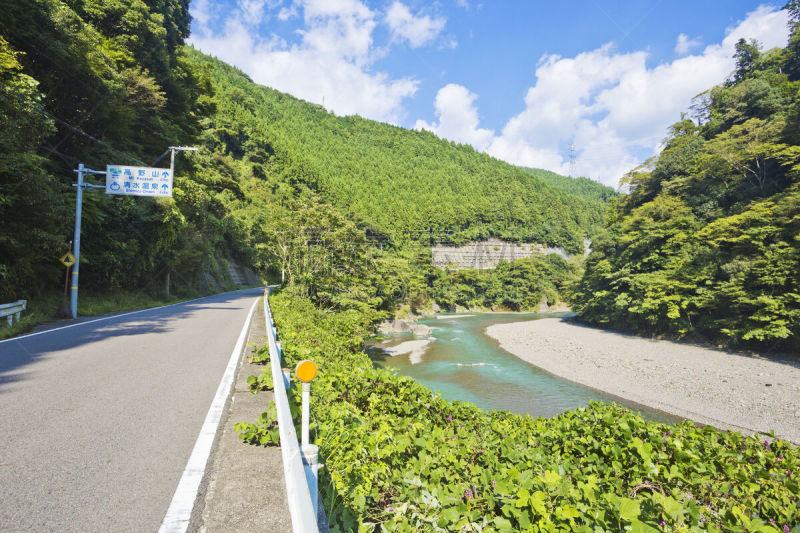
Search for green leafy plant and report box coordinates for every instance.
[250,344,270,364]
[247,366,274,392]
[235,402,279,446]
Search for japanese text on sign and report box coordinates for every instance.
[106,165,173,197]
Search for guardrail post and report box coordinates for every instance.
[296,360,322,520]
[1,300,27,327]
[301,442,321,520]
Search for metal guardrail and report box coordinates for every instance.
[264,290,320,533]
[1,300,26,327]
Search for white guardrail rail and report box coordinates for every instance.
[264,289,321,533]
[1,300,26,327]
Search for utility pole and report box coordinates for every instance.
[168,146,198,173]
[568,143,577,178]
[165,146,197,297]
[70,164,105,319]
[71,164,84,319]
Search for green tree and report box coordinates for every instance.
[0,37,63,300]
[732,38,762,82]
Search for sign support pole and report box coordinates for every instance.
[60,241,73,316]
[66,151,190,319]
[70,164,84,319]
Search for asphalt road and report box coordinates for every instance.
[0,288,262,532]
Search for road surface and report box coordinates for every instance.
[0,289,262,532]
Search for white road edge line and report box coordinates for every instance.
[0,288,260,345]
[158,297,259,533]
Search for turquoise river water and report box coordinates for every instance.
[368,312,681,424]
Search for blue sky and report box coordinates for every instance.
[189,1,790,186]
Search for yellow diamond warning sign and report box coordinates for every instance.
[60,252,76,268]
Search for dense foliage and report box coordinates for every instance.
[573,30,800,349]
[0,0,610,316]
[1,0,226,301]
[521,167,618,204]
[430,254,580,312]
[237,292,800,532]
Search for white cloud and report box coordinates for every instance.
[439,38,458,50]
[189,0,418,123]
[298,0,376,64]
[385,2,446,48]
[239,0,269,25]
[417,6,789,187]
[415,84,494,150]
[721,4,788,50]
[675,33,702,55]
[277,6,297,20]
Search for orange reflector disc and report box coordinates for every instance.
[295,360,317,383]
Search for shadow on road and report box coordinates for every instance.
[0,289,263,393]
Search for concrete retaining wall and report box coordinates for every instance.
[431,238,590,270]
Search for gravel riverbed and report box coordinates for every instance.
[486,318,800,444]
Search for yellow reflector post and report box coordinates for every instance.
[295,360,317,383]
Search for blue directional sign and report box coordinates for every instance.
[106,165,173,197]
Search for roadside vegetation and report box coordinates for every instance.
[238,291,799,532]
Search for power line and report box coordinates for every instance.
[4,32,159,167]
[8,34,136,158]
[0,88,147,166]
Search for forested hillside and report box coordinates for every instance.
[573,24,800,350]
[0,0,609,317]
[521,167,618,204]
[1,0,221,304]
[188,50,607,251]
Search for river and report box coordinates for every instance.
[368,312,681,423]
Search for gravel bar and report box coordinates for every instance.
[486,318,800,444]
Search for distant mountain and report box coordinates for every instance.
[192,50,613,253]
[520,167,618,204]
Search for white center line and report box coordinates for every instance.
[158,297,259,533]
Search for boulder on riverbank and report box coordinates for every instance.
[378,318,432,337]
[536,296,571,313]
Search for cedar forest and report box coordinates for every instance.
[1,0,799,531]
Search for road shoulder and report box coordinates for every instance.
[194,302,291,531]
